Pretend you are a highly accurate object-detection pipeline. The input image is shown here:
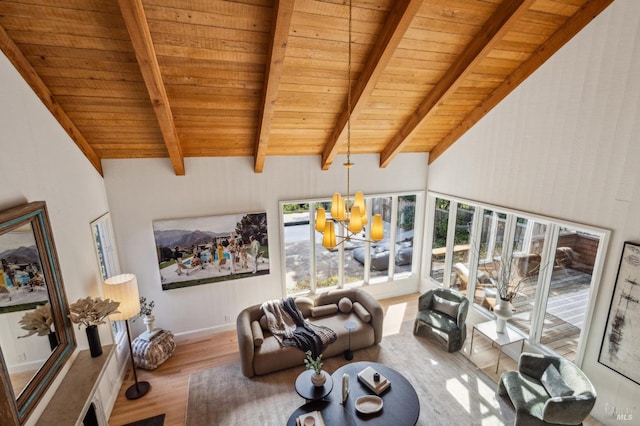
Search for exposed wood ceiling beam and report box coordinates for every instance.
[254,0,295,173]
[321,0,422,170]
[118,0,184,175]
[428,0,615,163]
[379,0,535,168]
[0,24,103,175]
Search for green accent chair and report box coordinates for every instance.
[413,288,469,352]
[497,353,597,425]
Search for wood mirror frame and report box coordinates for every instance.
[0,201,76,425]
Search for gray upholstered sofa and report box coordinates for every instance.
[236,288,383,377]
[498,353,597,425]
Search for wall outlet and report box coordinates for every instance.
[18,352,27,361]
[224,315,231,322]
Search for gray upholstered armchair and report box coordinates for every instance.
[413,288,469,352]
[497,353,596,425]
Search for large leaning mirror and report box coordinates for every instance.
[0,201,75,425]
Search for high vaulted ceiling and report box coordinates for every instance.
[0,0,614,176]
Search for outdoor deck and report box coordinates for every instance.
[475,267,593,361]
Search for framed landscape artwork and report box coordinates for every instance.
[598,241,640,385]
[153,212,269,291]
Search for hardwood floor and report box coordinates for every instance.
[108,292,601,425]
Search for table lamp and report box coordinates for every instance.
[103,273,150,400]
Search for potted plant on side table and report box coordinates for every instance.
[304,350,326,387]
[68,296,120,357]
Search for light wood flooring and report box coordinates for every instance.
[108,292,601,426]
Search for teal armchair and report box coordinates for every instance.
[497,353,596,425]
[413,288,469,352]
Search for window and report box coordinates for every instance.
[426,192,608,364]
[282,192,421,295]
[90,213,125,344]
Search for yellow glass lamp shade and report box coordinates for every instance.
[322,221,336,249]
[315,208,326,232]
[103,273,140,321]
[371,214,384,241]
[348,206,363,234]
[353,192,365,214]
[331,193,346,222]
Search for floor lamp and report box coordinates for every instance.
[103,273,151,400]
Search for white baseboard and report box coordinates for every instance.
[173,322,236,343]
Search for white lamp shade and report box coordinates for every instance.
[103,273,140,321]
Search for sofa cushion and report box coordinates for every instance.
[338,297,353,313]
[352,302,371,323]
[415,310,458,334]
[311,304,338,318]
[541,364,574,397]
[432,295,460,320]
[251,320,264,347]
[295,296,314,317]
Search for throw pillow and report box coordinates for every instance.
[432,295,460,319]
[352,302,371,323]
[541,364,574,397]
[295,296,314,318]
[338,297,353,313]
[311,304,339,318]
[251,320,264,347]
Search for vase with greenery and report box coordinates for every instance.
[139,296,155,333]
[304,350,325,386]
[68,296,120,357]
[17,303,58,350]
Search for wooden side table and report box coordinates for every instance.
[132,329,176,370]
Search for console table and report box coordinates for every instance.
[36,345,114,426]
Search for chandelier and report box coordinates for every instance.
[314,0,384,250]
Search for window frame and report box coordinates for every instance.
[424,191,610,366]
[281,191,423,296]
[90,212,126,348]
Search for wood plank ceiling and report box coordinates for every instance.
[0,0,614,176]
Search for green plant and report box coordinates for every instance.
[68,297,120,328]
[139,296,155,316]
[303,350,323,374]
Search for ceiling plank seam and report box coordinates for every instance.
[321,0,423,171]
[428,0,616,164]
[379,0,536,168]
[254,0,296,173]
[118,0,185,175]
[0,24,103,176]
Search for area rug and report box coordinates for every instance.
[123,413,165,426]
[186,321,516,425]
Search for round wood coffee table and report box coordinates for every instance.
[287,361,419,425]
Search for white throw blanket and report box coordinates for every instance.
[260,298,337,356]
[261,299,297,342]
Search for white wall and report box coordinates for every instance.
[0,52,116,424]
[427,0,640,423]
[102,153,428,337]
